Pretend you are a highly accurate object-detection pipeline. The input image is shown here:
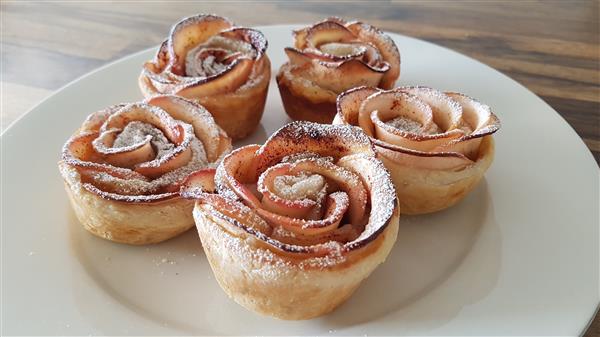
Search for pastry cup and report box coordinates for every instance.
[277,17,400,123]
[194,200,398,319]
[138,14,271,140]
[182,122,399,319]
[334,86,500,215]
[276,67,337,124]
[60,163,196,245]
[59,95,231,245]
[378,136,495,214]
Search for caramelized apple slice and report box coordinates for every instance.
[440,93,501,158]
[297,20,355,49]
[288,158,367,225]
[256,192,348,235]
[257,163,322,219]
[398,86,464,132]
[167,14,233,74]
[255,122,375,171]
[147,95,231,162]
[80,105,123,132]
[177,57,254,98]
[346,21,401,89]
[218,145,262,208]
[179,168,217,198]
[375,141,473,170]
[271,223,359,246]
[92,129,156,168]
[218,27,268,56]
[128,122,193,179]
[359,91,464,151]
[62,131,149,181]
[104,103,182,143]
[335,86,381,125]
[371,110,462,152]
[197,193,273,236]
[358,90,433,137]
[334,153,397,243]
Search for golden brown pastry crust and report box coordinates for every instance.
[334,86,500,215]
[182,122,400,319]
[59,95,231,245]
[378,136,495,214]
[277,17,401,124]
[194,203,399,319]
[276,70,336,123]
[138,14,271,140]
[60,163,195,245]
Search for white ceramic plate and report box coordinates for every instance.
[2,25,598,336]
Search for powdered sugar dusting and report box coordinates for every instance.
[272,173,326,201]
[113,121,175,160]
[89,138,207,196]
[196,122,397,269]
[345,86,501,157]
[386,116,423,133]
[60,97,227,203]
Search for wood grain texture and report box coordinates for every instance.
[1,1,598,334]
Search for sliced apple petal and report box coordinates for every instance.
[217,145,262,208]
[271,223,358,246]
[180,168,217,198]
[445,92,501,137]
[176,57,253,98]
[255,122,375,171]
[398,86,464,132]
[304,20,355,49]
[371,110,463,152]
[311,57,387,93]
[134,143,192,179]
[284,47,333,66]
[335,153,397,245]
[358,90,428,137]
[80,104,123,132]
[346,21,401,89]
[93,129,156,168]
[218,27,268,56]
[147,95,232,162]
[61,132,148,181]
[257,163,320,219]
[167,14,233,74]
[335,86,381,125]
[375,141,473,170]
[198,193,273,236]
[442,92,501,158]
[289,158,367,225]
[103,103,183,144]
[256,191,348,235]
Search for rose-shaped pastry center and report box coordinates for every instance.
[139,14,269,108]
[184,35,256,77]
[112,121,175,158]
[385,116,424,134]
[279,18,400,93]
[62,96,230,201]
[272,172,326,202]
[226,152,368,242]
[183,122,397,256]
[336,86,501,168]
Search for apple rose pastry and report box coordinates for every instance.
[139,14,271,140]
[181,122,399,319]
[334,86,501,215]
[277,17,400,123]
[58,95,231,245]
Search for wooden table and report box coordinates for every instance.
[2,2,599,335]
